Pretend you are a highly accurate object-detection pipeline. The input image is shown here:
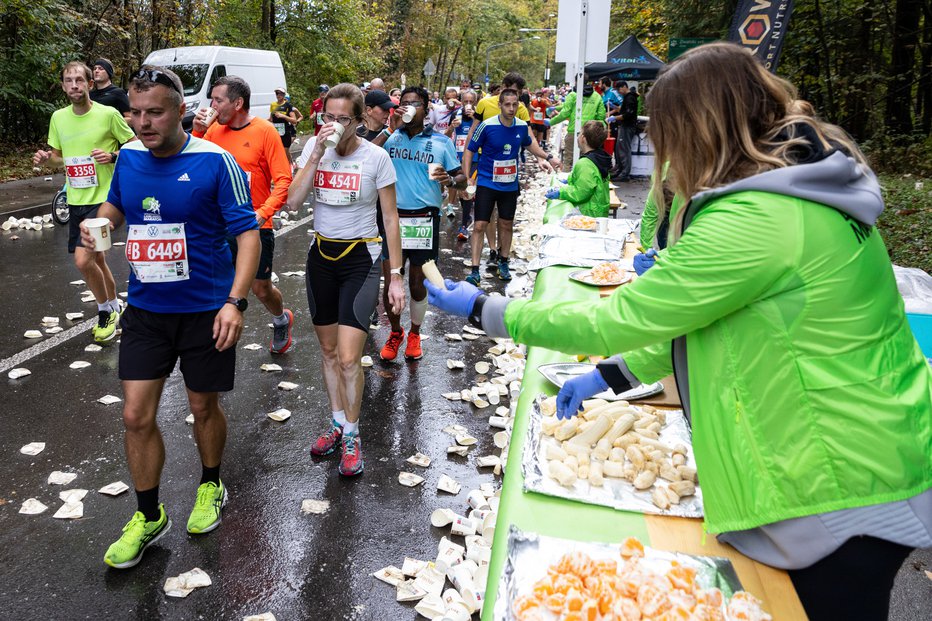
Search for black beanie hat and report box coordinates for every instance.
[94,59,114,80]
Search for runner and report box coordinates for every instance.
[452,89,478,240]
[287,83,405,476]
[462,87,556,285]
[380,86,465,361]
[427,87,461,136]
[89,58,131,122]
[269,86,299,165]
[309,84,329,135]
[191,75,295,354]
[84,65,260,569]
[33,61,135,344]
[529,89,550,148]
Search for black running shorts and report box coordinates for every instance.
[306,239,381,331]
[68,203,102,253]
[228,228,275,280]
[380,207,441,266]
[119,305,236,392]
[474,187,519,222]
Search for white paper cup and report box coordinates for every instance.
[402,106,415,123]
[465,185,476,198]
[429,163,444,179]
[461,586,484,613]
[467,490,490,511]
[202,107,218,127]
[466,544,492,567]
[323,122,345,149]
[441,603,471,621]
[83,217,112,251]
[450,514,477,537]
[597,217,609,234]
[430,507,456,528]
[446,564,474,593]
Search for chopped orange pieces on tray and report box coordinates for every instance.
[563,215,598,231]
[513,537,771,621]
[588,262,626,286]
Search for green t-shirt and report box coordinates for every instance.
[48,102,135,206]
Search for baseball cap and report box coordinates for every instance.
[319,84,330,92]
[365,90,397,111]
[274,86,286,94]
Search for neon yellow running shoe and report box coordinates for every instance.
[104,505,171,569]
[186,480,227,534]
[93,309,119,343]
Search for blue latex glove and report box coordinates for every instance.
[543,118,551,127]
[633,248,658,276]
[556,368,609,419]
[606,115,616,123]
[544,188,561,200]
[424,278,482,318]
[560,178,569,184]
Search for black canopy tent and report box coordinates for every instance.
[584,35,666,81]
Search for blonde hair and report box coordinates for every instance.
[647,43,866,243]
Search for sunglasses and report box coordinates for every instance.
[133,68,183,96]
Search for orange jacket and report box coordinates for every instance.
[193,117,292,228]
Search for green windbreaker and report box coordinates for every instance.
[504,151,932,533]
[559,153,611,218]
[550,90,606,133]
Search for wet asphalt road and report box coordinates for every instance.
[1,167,930,620]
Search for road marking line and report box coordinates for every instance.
[0,213,313,375]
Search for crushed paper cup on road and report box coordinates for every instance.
[493,431,509,448]
[488,416,508,429]
[447,445,469,456]
[59,489,87,503]
[454,433,477,447]
[65,312,84,320]
[450,514,477,537]
[480,482,496,497]
[474,361,490,374]
[84,344,102,352]
[300,499,330,514]
[8,368,31,379]
[399,472,425,487]
[406,452,431,467]
[471,397,490,409]
[413,564,446,598]
[53,500,83,519]
[69,279,85,286]
[243,614,276,621]
[437,474,462,495]
[69,361,91,369]
[98,481,129,496]
[260,363,282,372]
[41,316,59,325]
[267,408,291,422]
[414,593,446,618]
[44,326,63,334]
[20,442,45,456]
[446,359,465,370]
[442,392,462,400]
[460,389,472,401]
[467,490,490,511]
[437,536,465,560]
[97,395,122,405]
[445,333,463,341]
[277,381,299,391]
[396,579,427,602]
[48,471,77,485]
[164,567,212,598]
[462,325,485,336]
[476,455,501,469]
[446,564,475,594]
[372,565,405,586]
[360,356,374,367]
[431,508,456,528]
[401,557,428,577]
[185,413,195,424]
[242,343,263,350]
[462,333,479,341]
[443,424,468,435]
[24,330,42,339]
[19,498,48,515]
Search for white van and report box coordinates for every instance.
[142,46,287,130]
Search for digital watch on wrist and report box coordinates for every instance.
[225,296,248,312]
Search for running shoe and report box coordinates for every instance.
[465,270,481,287]
[104,505,171,569]
[93,309,119,343]
[498,259,512,282]
[369,308,380,329]
[338,432,364,476]
[404,332,423,360]
[186,480,227,534]
[380,329,405,361]
[485,249,499,268]
[311,420,343,456]
[270,309,294,354]
[457,226,469,241]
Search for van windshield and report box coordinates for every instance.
[162,64,209,97]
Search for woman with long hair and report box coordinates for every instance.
[425,43,931,619]
[288,83,405,476]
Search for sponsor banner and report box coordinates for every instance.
[728,0,796,72]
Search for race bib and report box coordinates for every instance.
[65,155,98,189]
[455,135,468,153]
[314,159,362,206]
[316,112,325,126]
[532,110,544,121]
[399,216,433,250]
[273,122,286,136]
[126,223,189,283]
[492,159,518,184]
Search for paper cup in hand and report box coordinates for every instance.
[83,217,112,251]
[323,122,345,149]
[465,185,476,198]
[402,106,415,123]
[202,107,218,127]
[429,163,444,180]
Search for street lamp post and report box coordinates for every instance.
[519,22,557,85]
[484,36,541,91]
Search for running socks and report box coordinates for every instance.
[410,296,428,326]
[272,311,290,326]
[333,410,347,427]
[98,302,110,313]
[136,486,160,522]
[200,464,220,485]
[343,420,359,435]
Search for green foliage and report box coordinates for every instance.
[876,174,932,272]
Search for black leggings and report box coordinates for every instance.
[788,536,912,621]
[461,198,474,227]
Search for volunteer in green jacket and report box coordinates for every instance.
[546,80,606,172]
[544,121,611,218]
[33,61,135,344]
[425,43,932,621]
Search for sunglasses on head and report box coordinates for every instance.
[133,68,183,96]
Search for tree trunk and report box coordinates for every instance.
[919,2,932,134]
[886,0,922,135]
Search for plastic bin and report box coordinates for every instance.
[907,313,932,357]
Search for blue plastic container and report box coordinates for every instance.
[907,313,932,357]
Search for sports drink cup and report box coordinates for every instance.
[323,122,345,149]
[465,185,476,198]
[464,104,473,115]
[402,106,415,123]
[201,107,218,127]
[83,217,112,251]
[428,163,444,180]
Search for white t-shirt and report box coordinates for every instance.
[297,137,396,241]
[428,104,459,134]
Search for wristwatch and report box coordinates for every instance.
[110,152,119,164]
[468,294,487,329]
[225,296,248,312]
[389,267,403,276]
